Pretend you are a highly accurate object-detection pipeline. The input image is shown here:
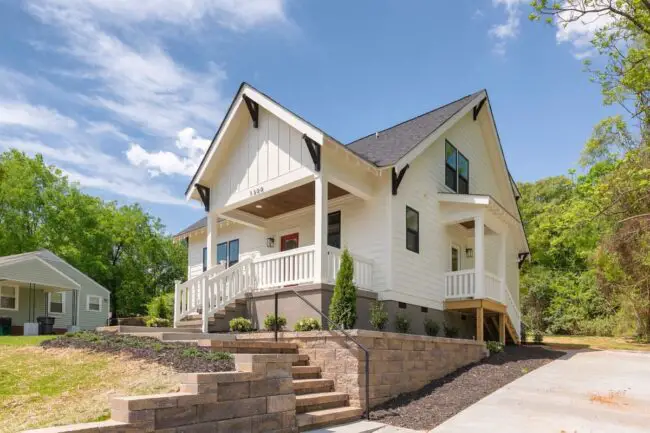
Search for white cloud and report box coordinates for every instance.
[554,2,615,59]
[0,101,78,133]
[489,0,528,56]
[126,127,210,177]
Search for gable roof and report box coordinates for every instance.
[174,217,207,239]
[346,90,485,167]
[0,249,110,295]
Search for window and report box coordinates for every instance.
[228,240,239,267]
[421,306,428,313]
[328,211,341,248]
[398,302,407,309]
[406,206,419,253]
[87,295,102,312]
[451,245,460,272]
[0,285,18,311]
[216,239,240,267]
[445,140,469,194]
[202,247,207,272]
[48,292,65,315]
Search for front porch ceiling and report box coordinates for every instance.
[237,181,349,219]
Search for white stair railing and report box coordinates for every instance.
[326,247,373,290]
[175,263,225,324]
[504,284,521,340]
[484,272,502,302]
[253,246,315,290]
[205,258,254,318]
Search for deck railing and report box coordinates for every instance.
[326,247,373,290]
[253,246,316,290]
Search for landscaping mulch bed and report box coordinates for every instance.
[370,345,565,431]
[41,331,235,373]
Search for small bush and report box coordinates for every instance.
[424,319,440,337]
[204,351,234,361]
[264,314,287,331]
[181,347,201,358]
[520,322,528,344]
[443,323,459,338]
[145,317,171,328]
[294,317,321,331]
[229,317,253,332]
[395,313,411,334]
[369,301,389,331]
[328,248,357,329]
[485,340,504,354]
[146,293,174,320]
[576,316,615,337]
[533,331,543,344]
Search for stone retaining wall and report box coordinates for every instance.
[23,354,298,433]
[237,330,487,408]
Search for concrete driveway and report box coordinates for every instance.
[430,349,650,433]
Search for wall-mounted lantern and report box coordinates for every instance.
[266,236,275,248]
[465,248,474,259]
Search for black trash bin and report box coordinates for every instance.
[37,316,55,335]
[0,317,11,336]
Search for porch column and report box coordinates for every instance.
[499,231,507,303]
[206,211,218,269]
[499,312,506,344]
[474,213,485,299]
[476,306,484,342]
[314,170,328,284]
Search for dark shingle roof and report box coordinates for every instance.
[346,90,485,167]
[174,217,206,238]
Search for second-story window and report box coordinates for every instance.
[445,140,470,194]
[406,206,419,253]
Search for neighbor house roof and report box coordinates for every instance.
[174,217,207,239]
[0,250,110,294]
[346,90,485,167]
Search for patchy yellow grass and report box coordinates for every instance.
[0,345,179,432]
[542,335,650,352]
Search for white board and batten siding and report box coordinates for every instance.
[389,111,521,309]
[210,107,316,212]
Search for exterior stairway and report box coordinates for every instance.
[175,297,248,333]
[292,354,363,431]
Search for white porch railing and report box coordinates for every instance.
[253,246,315,290]
[444,269,476,299]
[326,247,373,290]
[484,272,502,302]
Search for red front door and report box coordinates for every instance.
[280,233,299,251]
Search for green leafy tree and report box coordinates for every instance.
[328,248,357,329]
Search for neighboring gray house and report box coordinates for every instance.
[0,250,110,334]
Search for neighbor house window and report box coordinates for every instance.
[445,140,469,194]
[406,206,419,253]
[48,292,65,315]
[87,295,102,312]
[202,247,207,272]
[217,239,240,267]
[0,285,18,311]
[328,211,341,248]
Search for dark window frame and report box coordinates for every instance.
[445,140,470,194]
[406,206,420,253]
[217,242,228,266]
[398,302,407,309]
[215,239,240,268]
[202,247,207,272]
[327,211,341,248]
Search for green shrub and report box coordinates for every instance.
[294,317,321,331]
[520,322,528,344]
[145,317,171,328]
[328,248,357,329]
[485,340,504,354]
[181,347,201,358]
[424,319,440,337]
[264,314,287,331]
[146,293,174,320]
[395,313,411,334]
[369,301,389,331]
[229,317,253,332]
[533,331,543,344]
[443,323,459,338]
[576,316,615,337]
[204,351,234,361]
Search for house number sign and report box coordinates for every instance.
[249,186,264,196]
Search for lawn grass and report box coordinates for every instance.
[0,335,56,347]
[541,335,650,352]
[0,344,179,432]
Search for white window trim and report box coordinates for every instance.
[87,295,102,312]
[47,291,66,315]
[0,284,19,311]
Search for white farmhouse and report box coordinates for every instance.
[173,83,528,343]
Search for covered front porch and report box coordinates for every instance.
[439,193,525,343]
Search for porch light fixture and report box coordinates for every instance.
[266,236,275,248]
[465,248,474,258]
[255,204,263,209]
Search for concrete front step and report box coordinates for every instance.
[293,354,310,366]
[293,378,334,395]
[297,407,364,431]
[296,391,349,414]
[292,365,322,379]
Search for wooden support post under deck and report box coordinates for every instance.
[499,312,506,344]
[476,306,484,342]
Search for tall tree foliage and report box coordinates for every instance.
[0,150,187,317]
[525,1,650,340]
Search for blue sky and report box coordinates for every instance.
[0,0,617,234]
